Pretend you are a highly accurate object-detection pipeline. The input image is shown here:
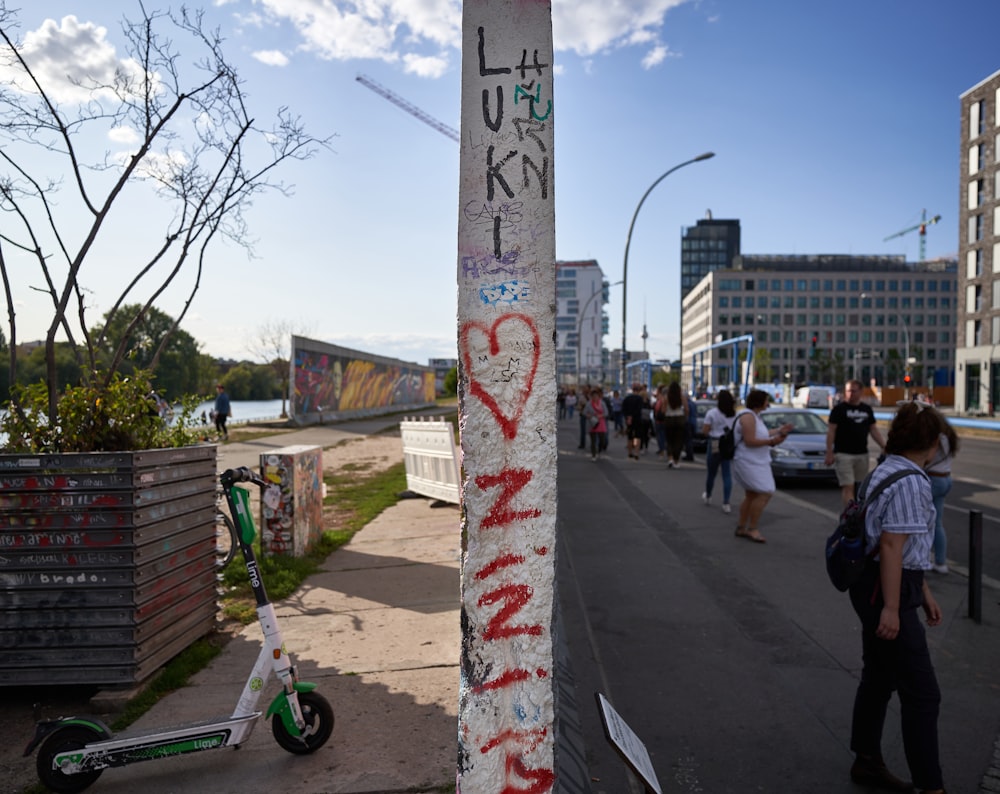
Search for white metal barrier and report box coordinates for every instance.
[399,417,461,504]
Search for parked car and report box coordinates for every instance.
[691,399,715,453]
[791,386,835,409]
[759,407,837,483]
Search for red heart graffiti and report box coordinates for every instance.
[460,314,540,440]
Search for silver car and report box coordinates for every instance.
[759,407,837,483]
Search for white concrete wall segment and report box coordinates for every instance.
[400,418,461,504]
[456,2,557,792]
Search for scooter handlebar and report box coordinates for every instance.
[220,466,267,488]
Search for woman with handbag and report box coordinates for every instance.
[701,389,736,513]
[847,401,948,794]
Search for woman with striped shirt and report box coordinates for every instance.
[848,401,948,794]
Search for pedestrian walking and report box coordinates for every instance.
[610,389,624,437]
[583,387,608,461]
[621,383,645,460]
[702,389,735,513]
[662,381,687,468]
[825,379,887,509]
[925,413,959,575]
[847,401,949,794]
[567,389,577,420]
[213,383,231,440]
[732,389,793,544]
[577,387,591,450]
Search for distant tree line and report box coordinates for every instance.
[0,304,286,405]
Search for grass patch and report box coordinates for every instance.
[218,460,408,623]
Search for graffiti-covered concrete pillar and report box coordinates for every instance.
[456,1,556,791]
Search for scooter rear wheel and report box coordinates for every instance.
[272,690,334,754]
[36,726,105,793]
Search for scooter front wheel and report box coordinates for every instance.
[271,690,334,754]
[36,726,104,793]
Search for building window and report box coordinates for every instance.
[969,213,984,243]
[968,248,983,278]
[994,316,1000,345]
[967,283,981,312]
[971,99,984,139]
[970,144,983,174]
[836,280,846,291]
[969,178,983,210]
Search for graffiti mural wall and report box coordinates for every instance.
[291,336,436,424]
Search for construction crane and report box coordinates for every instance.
[356,74,459,143]
[883,209,941,262]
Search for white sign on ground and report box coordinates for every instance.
[595,692,663,794]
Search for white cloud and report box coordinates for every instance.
[252,49,290,66]
[402,52,448,78]
[641,45,673,70]
[551,0,687,56]
[108,126,140,145]
[3,15,122,103]
[246,0,690,73]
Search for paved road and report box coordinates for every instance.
[554,419,1000,794]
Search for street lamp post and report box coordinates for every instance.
[860,293,911,398]
[620,152,716,388]
[577,280,623,386]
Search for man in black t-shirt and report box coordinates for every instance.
[824,379,886,507]
[620,383,645,460]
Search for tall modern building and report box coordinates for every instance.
[681,255,957,396]
[680,214,741,300]
[555,260,611,385]
[955,69,1000,414]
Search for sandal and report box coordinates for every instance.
[735,527,767,544]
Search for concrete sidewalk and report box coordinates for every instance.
[90,415,463,794]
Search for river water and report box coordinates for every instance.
[191,398,286,424]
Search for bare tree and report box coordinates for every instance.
[249,319,313,419]
[0,4,331,422]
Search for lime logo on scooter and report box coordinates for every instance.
[246,558,261,589]
[250,676,264,691]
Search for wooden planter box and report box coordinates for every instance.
[0,445,218,687]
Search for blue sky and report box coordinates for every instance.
[6,0,999,366]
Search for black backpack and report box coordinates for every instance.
[717,411,744,461]
[824,468,923,591]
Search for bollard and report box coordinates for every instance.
[969,510,983,624]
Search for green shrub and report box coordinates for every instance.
[1,369,205,453]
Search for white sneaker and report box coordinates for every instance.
[722,503,732,514]
[701,492,710,505]
[932,563,949,574]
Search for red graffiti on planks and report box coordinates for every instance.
[459,314,539,440]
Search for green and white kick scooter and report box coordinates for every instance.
[24,466,334,793]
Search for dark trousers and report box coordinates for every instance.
[849,563,942,791]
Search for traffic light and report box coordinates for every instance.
[903,374,911,384]
[811,334,818,349]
